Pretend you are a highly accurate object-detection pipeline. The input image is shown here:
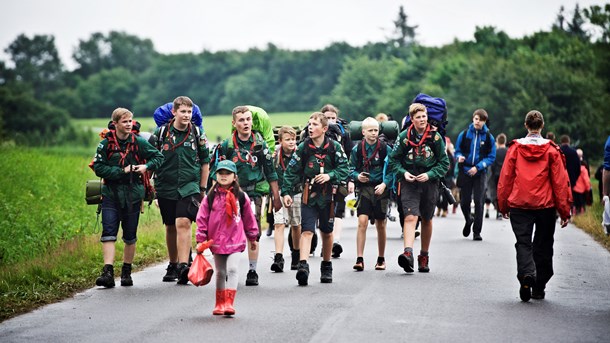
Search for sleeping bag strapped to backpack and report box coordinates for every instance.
[230,105,276,153]
[153,102,204,129]
[349,120,400,142]
[401,93,448,138]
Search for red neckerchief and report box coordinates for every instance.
[110,132,136,167]
[308,138,330,168]
[278,148,295,171]
[167,120,191,151]
[232,131,256,165]
[361,140,381,171]
[216,186,238,225]
[406,124,431,156]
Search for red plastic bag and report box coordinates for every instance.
[188,241,214,286]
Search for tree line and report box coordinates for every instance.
[0,4,608,158]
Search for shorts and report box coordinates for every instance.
[158,193,202,225]
[399,180,439,221]
[273,193,302,226]
[251,196,263,241]
[357,186,389,220]
[301,202,334,234]
[101,196,140,244]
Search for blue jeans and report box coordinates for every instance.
[101,196,140,244]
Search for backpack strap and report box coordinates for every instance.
[356,140,387,172]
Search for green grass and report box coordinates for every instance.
[75,111,311,144]
[572,177,610,250]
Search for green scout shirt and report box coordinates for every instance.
[274,148,301,195]
[349,141,393,187]
[93,134,164,208]
[154,124,210,200]
[388,128,449,182]
[281,137,349,208]
[215,132,278,199]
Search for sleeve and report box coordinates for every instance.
[261,141,279,182]
[383,145,393,186]
[497,145,517,214]
[550,149,573,220]
[197,129,210,164]
[195,195,210,243]
[92,140,124,180]
[477,133,496,171]
[388,132,408,180]
[348,144,360,181]
[328,142,349,184]
[240,193,258,241]
[427,133,450,180]
[138,137,164,171]
[281,143,305,196]
[454,131,465,160]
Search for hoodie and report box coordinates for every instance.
[497,136,572,221]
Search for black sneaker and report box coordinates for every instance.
[162,262,179,282]
[398,251,414,273]
[473,233,483,241]
[519,275,535,302]
[290,250,300,270]
[332,242,343,258]
[463,215,474,237]
[120,264,133,287]
[176,263,190,285]
[246,269,259,286]
[531,288,546,300]
[271,253,284,273]
[485,210,490,218]
[296,261,309,286]
[320,261,333,283]
[95,264,115,288]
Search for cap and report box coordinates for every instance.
[216,160,237,173]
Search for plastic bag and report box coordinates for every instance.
[188,241,214,287]
[602,196,610,236]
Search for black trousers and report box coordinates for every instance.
[459,173,486,234]
[509,207,557,288]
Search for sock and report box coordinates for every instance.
[420,250,429,257]
[275,253,283,258]
[377,256,385,264]
[356,257,364,263]
[122,263,132,267]
[292,249,300,255]
[404,247,413,254]
[249,260,257,271]
[322,260,332,266]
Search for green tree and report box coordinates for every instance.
[391,5,418,47]
[567,4,589,40]
[583,4,610,43]
[76,68,139,117]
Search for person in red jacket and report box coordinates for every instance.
[497,110,572,302]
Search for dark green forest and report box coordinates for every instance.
[1,4,609,158]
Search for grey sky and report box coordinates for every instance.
[0,0,605,70]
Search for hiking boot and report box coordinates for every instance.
[320,261,333,283]
[270,253,284,273]
[245,269,259,286]
[398,251,414,273]
[353,258,364,272]
[162,262,179,282]
[290,250,300,270]
[266,226,273,237]
[417,255,430,272]
[531,288,546,300]
[331,242,343,258]
[120,263,133,287]
[95,264,115,288]
[519,275,535,302]
[463,215,474,237]
[296,261,310,286]
[473,233,483,241]
[176,263,190,285]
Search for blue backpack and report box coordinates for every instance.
[153,102,203,129]
[401,93,448,138]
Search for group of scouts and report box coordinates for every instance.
[91,96,449,315]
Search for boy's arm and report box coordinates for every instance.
[383,145,393,186]
[477,134,496,171]
[93,141,124,180]
[281,143,305,196]
[327,142,349,184]
[388,133,407,179]
[138,137,164,172]
[348,145,360,181]
[427,133,450,180]
[261,141,279,182]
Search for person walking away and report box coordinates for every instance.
[282,112,349,285]
[497,110,572,302]
[388,103,449,273]
[92,108,164,288]
[153,96,210,285]
[454,109,496,240]
[195,160,258,316]
[348,117,393,271]
[271,126,303,272]
[559,135,580,214]
[489,133,507,219]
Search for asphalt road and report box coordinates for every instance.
[1,207,609,343]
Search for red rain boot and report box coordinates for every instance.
[212,289,225,315]
[224,289,236,315]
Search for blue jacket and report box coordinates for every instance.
[454,123,496,175]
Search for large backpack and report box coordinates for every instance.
[153,102,204,129]
[401,93,448,138]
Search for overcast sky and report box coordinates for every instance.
[0,0,606,70]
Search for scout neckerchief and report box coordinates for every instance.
[167,120,192,151]
[216,186,238,225]
[361,140,381,171]
[308,138,331,172]
[406,123,431,156]
[232,131,257,167]
[278,148,296,171]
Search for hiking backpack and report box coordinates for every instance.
[401,93,448,138]
[153,102,204,129]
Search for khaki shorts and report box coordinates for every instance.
[399,180,439,220]
[274,193,302,226]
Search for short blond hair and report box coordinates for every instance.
[278,126,296,140]
[375,113,389,122]
[111,108,133,123]
[309,112,328,127]
[362,117,379,130]
[408,103,426,116]
[173,96,193,110]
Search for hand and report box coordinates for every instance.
[457,156,465,163]
[404,171,416,182]
[374,183,386,195]
[283,195,293,207]
[467,166,477,176]
[603,196,609,206]
[314,173,330,184]
[357,173,370,183]
[250,240,258,250]
[415,173,429,182]
[560,218,569,228]
[348,182,355,194]
[273,197,282,212]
